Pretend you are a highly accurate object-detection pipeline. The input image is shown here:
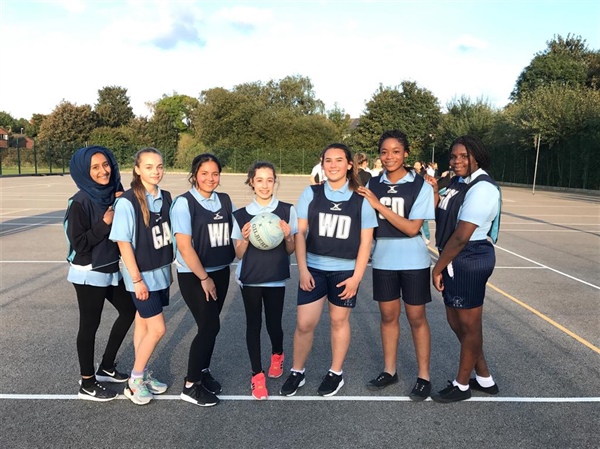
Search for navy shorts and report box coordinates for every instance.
[131,287,170,318]
[442,240,495,309]
[297,267,357,308]
[373,267,432,305]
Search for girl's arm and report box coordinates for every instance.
[175,233,217,301]
[234,222,251,259]
[431,220,477,292]
[116,241,148,301]
[295,218,314,291]
[279,219,295,255]
[336,227,373,300]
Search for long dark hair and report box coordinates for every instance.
[131,147,163,228]
[320,143,360,191]
[245,160,277,189]
[188,153,222,188]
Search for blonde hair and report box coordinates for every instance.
[131,147,163,227]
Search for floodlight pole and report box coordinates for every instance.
[532,133,541,195]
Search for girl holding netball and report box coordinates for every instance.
[232,161,298,400]
[110,148,173,405]
[170,153,235,407]
[430,135,501,403]
[357,130,435,401]
[65,145,136,401]
[280,143,377,397]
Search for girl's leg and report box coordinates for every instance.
[74,284,106,378]
[454,307,484,385]
[263,287,285,355]
[378,300,401,375]
[241,286,264,374]
[405,304,431,381]
[101,281,136,369]
[329,303,352,373]
[132,313,166,373]
[292,297,326,371]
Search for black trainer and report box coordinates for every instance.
[95,364,129,383]
[201,370,222,394]
[366,372,398,391]
[78,381,118,402]
[180,379,219,407]
[469,378,499,395]
[280,371,306,396]
[409,378,431,401]
[317,371,344,397]
[432,381,471,403]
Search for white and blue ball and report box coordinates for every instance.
[249,213,284,250]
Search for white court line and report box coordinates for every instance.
[1,394,599,403]
[495,245,600,290]
[502,230,600,233]
[494,266,545,269]
[501,223,600,226]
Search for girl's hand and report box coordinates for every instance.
[357,186,379,208]
[432,269,444,292]
[134,280,149,300]
[279,220,291,239]
[241,222,251,242]
[424,175,438,194]
[103,206,115,225]
[336,276,360,300]
[299,270,315,292]
[201,276,218,301]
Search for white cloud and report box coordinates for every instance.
[213,6,274,32]
[451,34,488,52]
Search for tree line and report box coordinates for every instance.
[1,34,598,189]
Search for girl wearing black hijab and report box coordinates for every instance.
[65,145,136,401]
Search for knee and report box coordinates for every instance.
[407,313,428,329]
[330,315,349,332]
[380,312,399,326]
[296,320,316,335]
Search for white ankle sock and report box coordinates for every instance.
[452,380,469,391]
[476,374,495,388]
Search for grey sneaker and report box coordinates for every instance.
[144,370,167,395]
[124,378,153,405]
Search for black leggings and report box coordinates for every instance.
[74,281,136,377]
[241,286,285,374]
[178,267,230,382]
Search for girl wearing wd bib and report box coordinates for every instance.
[110,148,173,405]
[171,154,235,407]
[280,144,378,397]
[232,161,298,400]
[65,145,136,401]
[429,135,501,403]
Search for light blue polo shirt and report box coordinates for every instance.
[369,171,435,270]
[458,169,500,241]
[297,180,378,271]
[170,187,236,273]
[232,197,299,287]
[109,187,172,292]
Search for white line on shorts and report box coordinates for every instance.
[1,394,599,403]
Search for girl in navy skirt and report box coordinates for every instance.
[429,135,501,403]
[232,161,298,400]
[65,145,136,401]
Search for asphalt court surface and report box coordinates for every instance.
[1,173,599,448]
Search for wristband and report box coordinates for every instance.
[199,275,209,282]
[133,278,143,284]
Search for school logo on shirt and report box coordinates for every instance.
[207,223,231,247]
[438,189,460,211]
[214,212,223,220]
[386,185,398,194]
[378,197,406,220]
[318,212,351,239]
[152,222,172,250]
[329,202,342,211]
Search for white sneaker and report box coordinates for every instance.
[124,378,153,405]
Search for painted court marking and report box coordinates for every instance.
[1,394,599,403]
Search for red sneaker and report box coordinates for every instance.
[268,353,284,378]
[251,372,268,400]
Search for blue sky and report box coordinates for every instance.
[2,0,599,120]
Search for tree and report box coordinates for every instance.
[350,81,441,159]
[0,111,16,131]
[439,96,498,152]
[147,108,179,167]
[327,103,352,141]
[89,126,137,166]
[152,93,200,133]
[511,34,591,100]
[37,101,96,162]
[95,86,134,128]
